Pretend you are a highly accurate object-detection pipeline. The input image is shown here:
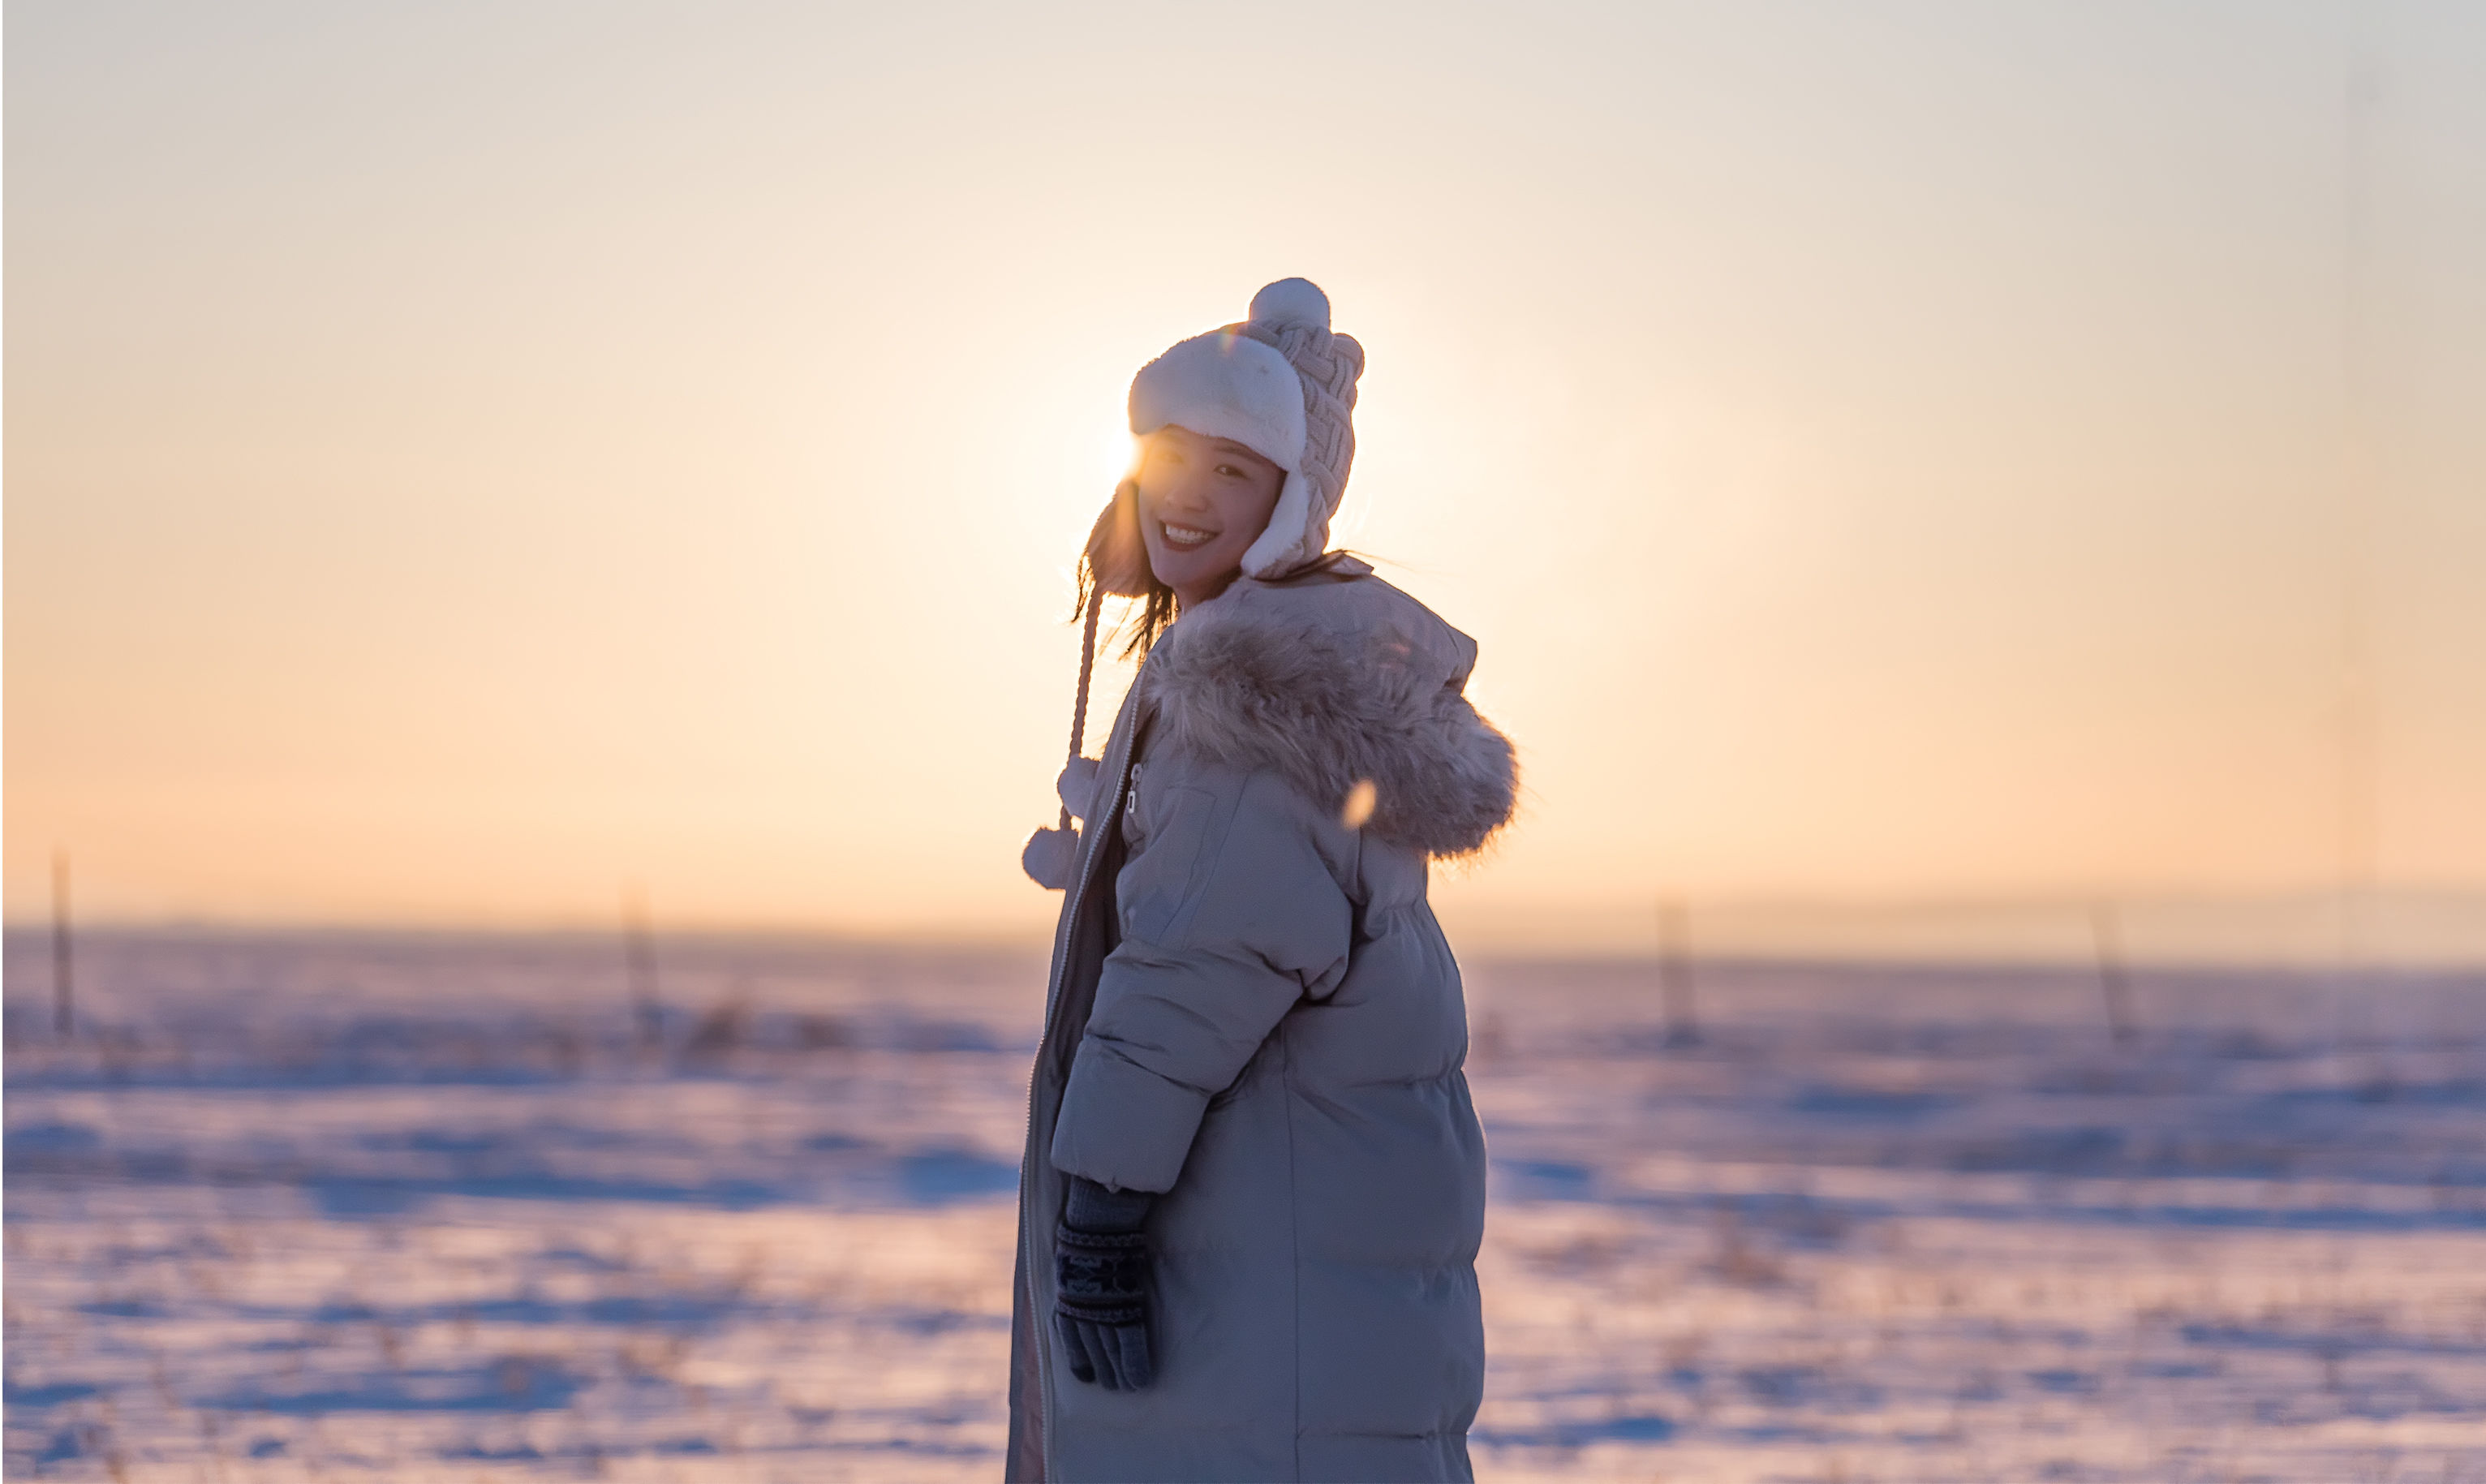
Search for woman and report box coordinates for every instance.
[1011,279,1518,1483]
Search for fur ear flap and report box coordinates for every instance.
[1086,479,1155,598]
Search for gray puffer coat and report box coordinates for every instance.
[1009,559,1518,1482]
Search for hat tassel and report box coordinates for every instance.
[1022,587,1104,889]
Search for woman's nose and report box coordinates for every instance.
[1154,472,1212,513]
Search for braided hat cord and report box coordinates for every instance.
[1057,586,1104,832]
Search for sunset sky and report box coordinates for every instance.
[8,1,2484,958]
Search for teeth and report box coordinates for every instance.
[1163,524,1215,544]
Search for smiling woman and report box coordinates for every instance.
[1010,280,1518,1482]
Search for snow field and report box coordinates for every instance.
[6,934,2485,1481]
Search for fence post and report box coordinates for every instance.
[2090,899,2137,1048]
[52,849,75,1038]
[1660,897,1699,1047]
[624,886,663,1051]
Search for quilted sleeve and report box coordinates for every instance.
[1048,764,1353,1194]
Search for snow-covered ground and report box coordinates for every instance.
[7,931,2485,1482]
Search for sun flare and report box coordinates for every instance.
[1098,430,1139,493]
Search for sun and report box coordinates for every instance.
[1097,430,1139,493]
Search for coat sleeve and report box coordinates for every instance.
[1049,764,1353,1194]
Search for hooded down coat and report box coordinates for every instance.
[1009,560,1518,1483]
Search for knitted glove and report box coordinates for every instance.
[1054,1176,1155,1391]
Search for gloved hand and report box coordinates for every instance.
[1054,1175,1155,1391]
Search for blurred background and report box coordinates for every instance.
[6,2,2484,1479]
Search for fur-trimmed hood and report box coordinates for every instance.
[1142,563,1517,858]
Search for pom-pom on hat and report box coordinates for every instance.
[1127,278,1366,578]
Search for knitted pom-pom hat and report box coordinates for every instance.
[1128,278,1366,577]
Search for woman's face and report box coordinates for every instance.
[1134,425,1286,608]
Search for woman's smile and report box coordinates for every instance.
[1133,424,1286,607]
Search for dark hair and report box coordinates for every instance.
[1074,479,1179,660]
[1074,553,1180,660]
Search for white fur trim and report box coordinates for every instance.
[1238,473,1315,578]
[1149,591,1519,858]
[1129,332,1306,471]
